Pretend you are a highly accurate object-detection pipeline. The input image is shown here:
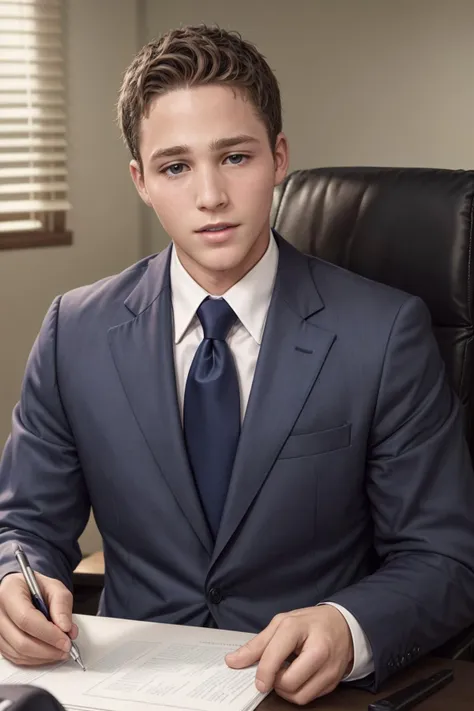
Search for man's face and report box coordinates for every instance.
[130,84,288,290]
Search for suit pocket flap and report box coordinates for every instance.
[279,423,351,459]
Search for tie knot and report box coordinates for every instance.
[197,297,237,341]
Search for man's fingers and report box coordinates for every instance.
[225,633,267,668]
[273,646,328,694]
[226,615,282,668]
[275,673,339,706]
[69,622,79,640]
[10,603,70,652]
[2,576,70,652]
[0,609,68,665]
[0,630,68,667]
[0,630,24,665]
[41,578,73,634]
[254,621,303,692]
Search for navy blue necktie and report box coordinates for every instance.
[184,297,240,537]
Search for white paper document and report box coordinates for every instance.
[0,614,269,711]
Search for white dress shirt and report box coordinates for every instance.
[170,232,373,681]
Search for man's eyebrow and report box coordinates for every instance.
[150,135,259,162]
[209,134,259,151]
[150,144,189,161]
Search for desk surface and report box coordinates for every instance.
[261,657,473,710]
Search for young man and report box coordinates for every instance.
[0,25,473,706]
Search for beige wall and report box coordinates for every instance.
[0,0,140,553]
[143,0,474,249]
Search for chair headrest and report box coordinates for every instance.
[271,167,474,327]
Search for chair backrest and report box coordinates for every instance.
[271,167,474,456]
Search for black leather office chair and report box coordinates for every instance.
[271,166,474,659]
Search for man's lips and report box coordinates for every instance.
[196,223,238,233]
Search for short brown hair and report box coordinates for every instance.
[117,24,282,169]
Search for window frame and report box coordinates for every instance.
[0,0,72,251]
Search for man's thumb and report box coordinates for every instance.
[226,636,264,668]
[43,580,73,633]
[226,620,280,669]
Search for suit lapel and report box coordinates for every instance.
[108,247,213,555]
[211,235,336,566]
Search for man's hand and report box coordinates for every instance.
[0,572,78,666]
[225,605,354,706]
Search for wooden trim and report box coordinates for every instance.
[74,551,104,576]
[73,551,105,590]
[0,230,73,251]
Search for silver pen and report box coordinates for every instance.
[14,546,86,671]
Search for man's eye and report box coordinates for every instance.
[164,163,185,176]
[227,154,245,165]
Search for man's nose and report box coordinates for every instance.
[195,169,228,211]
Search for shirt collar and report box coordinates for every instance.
[170,230,279,345]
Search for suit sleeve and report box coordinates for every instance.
[0,296,91,589]
[325,295,474,690]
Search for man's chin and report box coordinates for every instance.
[197,246,249,274]
[177,239,265,286]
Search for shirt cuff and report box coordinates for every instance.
[320,602,374,681]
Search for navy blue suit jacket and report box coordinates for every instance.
[1,233,474,688]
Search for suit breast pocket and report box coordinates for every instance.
[278,422,352,459]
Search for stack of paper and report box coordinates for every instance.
[0,614,269,711]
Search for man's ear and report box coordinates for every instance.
[129,160,153,207]
[273,132,289,187]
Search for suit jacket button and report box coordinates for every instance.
[208,587,223,604]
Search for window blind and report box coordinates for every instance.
[0,0,69,235]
